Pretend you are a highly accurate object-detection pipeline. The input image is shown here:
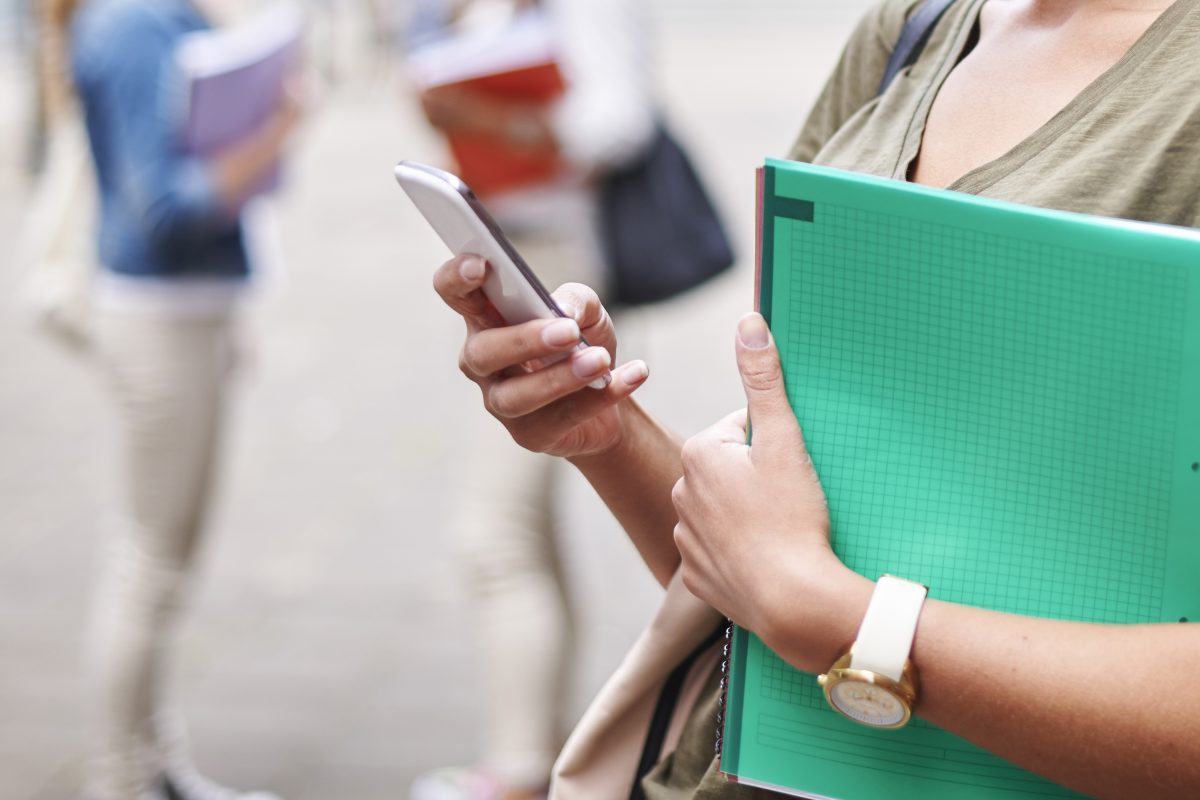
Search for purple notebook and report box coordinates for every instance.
[176,2,303,194]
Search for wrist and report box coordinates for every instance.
[818,574,929,729]
[567,397,648,465]
[760,556,874,675]
[268,105,297,144]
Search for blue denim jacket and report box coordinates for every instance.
[71,0,248,278]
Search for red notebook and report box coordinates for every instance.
[407,12,565,197]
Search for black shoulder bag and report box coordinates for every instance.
[597,125,736,308]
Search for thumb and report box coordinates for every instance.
[736,313,804,461]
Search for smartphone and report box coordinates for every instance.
[394,160,609,387]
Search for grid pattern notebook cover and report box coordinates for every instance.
[719,159,1200,800]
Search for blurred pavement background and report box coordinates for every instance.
[0,1,873,797]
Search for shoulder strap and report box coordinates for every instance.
[627,622,725,800]
[878,0,958,96]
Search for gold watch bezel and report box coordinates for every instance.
[817,652,919,729]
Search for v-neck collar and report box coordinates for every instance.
[895,0,1195,194]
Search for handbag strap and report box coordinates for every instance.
[878,0,959,96]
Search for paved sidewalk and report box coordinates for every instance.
[0,4,870,798]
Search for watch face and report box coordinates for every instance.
[828,679,908,727]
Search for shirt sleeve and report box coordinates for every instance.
[547,0,657,171]
[99,8,230,258]
[788,0,919,163]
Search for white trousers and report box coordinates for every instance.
[84,310,237,799]
[453,216,607,788]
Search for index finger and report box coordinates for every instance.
[433,254,505,329]
[552,282,613,346]
[692,408,751,447]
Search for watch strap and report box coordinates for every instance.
[848,574,928,681]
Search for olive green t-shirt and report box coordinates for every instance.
[641,0,1200,797]
[794,0,1200,228]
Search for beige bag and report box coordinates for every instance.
[550,572,723,799]
[18,109,98,352]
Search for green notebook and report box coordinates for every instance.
[720,159,1200,799]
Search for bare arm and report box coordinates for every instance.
[33,0,78,127]
[672,313,1200,799]
[759,564,1200,798]
[569,401,683,587]
[911,603,1200,799]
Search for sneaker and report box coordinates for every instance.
[409,767,515,800]
[409,766,549,800]
[151,712,280,800]
[154,763,281,800]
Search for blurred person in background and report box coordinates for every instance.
[68,0,302,796]
[18,0,95,351]
[404,0,656,798]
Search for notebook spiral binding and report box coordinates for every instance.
[713,0,954,772]
[714,620,733,758]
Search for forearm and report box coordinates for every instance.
[569,398,683,587]
[211,109,292,209]
[34,5,74,125]
[766,576,1200,799]
[915,605,1200,799]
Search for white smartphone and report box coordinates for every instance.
[394,160,609,387]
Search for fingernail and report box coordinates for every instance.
[459,256,484,281]
[737,313,770,349]
[542,318,580,347]
[617,360,648,386]
[571,347,611,379]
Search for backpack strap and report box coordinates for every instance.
[878,0,958,96]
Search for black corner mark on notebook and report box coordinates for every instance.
[774,197,815,223]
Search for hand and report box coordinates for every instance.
[212,68,312,209]
[276,71,313,140]
[433,253,649,458]
[419,87,509,136]
[671,313,868,671]
[419,86,473,132]
[418,87,553,152]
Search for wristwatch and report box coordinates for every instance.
[818,574,928,729]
